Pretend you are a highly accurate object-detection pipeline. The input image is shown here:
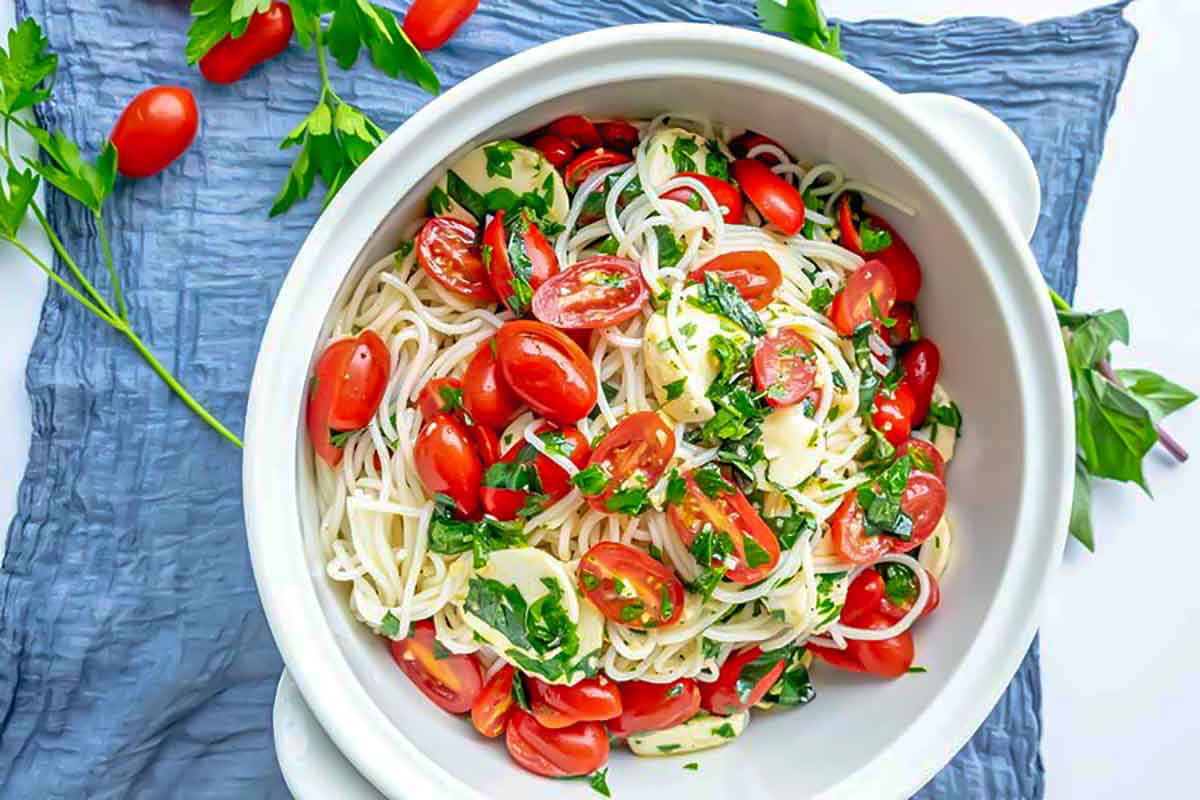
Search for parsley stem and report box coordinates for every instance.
[1097,358,1188,463]
[315,25,336,100]
[4,235,115,323]
[95,211,126,321]
[30,200,120,320]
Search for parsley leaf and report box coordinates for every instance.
[690,273,766,337]
[671,136,700,173]
[427,508,528,568]
[693,465,734,498]
[25,129,116,213]
[324,0,438,94]
[655,225,686,268]
[705,139,731,180]
[766,512,815,550]
[665,470,687,505]
[856,455,914,539]
[185,0,271,64]
[572,465,610,497]
[757,0,845,61]
[858,218,892,252]
[606,487,650,516]
[0,18,56,115]
[807,286,834,314]
[0,165,38,239]
[483,139,521,179]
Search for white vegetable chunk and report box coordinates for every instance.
[627,711,749,757]
[432,141,570,223]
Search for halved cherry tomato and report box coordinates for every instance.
[577,542,685,629]
[389,619,482,714]
[531,133,574,169]
[662,173,745,224]
[469,423,501,467]
[505,711,609,778]
[414,413,483,518]
[829,259,897,336]
[403,0,478,51]
[110,86,199,178]
[417,377,463,419]
[481,425,590,520]
[416,217,497,302]
[896,438,945,480]
[753,327,816,407]
[886,303,919,346]
[607,679,700,737]
[872,380,917,447]
[495,321,598,424]
[730,130,788,165]
[597,120,639,152]
[669,473,780,584]
[830,493,890,565]
[531,256,648,330]
[837,194,863,254]
[471,664,516,737]
[700,645,787,716]
[462,340,525,430]
[199,1,293,84]
[483,210,560,315]
[879,567,940,621]
[901,339,941,425]
[546,115,601,149]
[564,147,632,190]
[307,330,391,467]
[688,250,781,311]
[847,612,915,677]
[841,568,885,626]
[837,195,922,302]
[731,158,806,235]
[527,675,622,729]
[893,470,947,552]
[585,411,675,513]
[807,642,868,673]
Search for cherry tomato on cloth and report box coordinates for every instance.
[730,130,788,165]
[662,173,745,224]
[886,303,919,346]
[879,567,941,621]
[847,612,915,678]
[841,568,885,626]
[577,542,685,629]
[199,1,293,84]
[531,133,574,169]
[669,472,780,584]
[306,330,390,466]
[531,256,648,330]
[700,645,787,716]
[830,493,890,565]
[585,411,675,513]
[892,470,947,552]
[546,115,602,149]
[688,250,781,311]
[731,158,806,235]
[403,0,479,51]
[829,259,897,336]
[110,86,199,178]
[871,380,916,447]
[901,339,941,425]
[417,377,463,419]
[416,216,497,303]
[471,664,517,738]
[389,619,483,714]
[505,711,609,778]
[837,195,923,302]
[753,327,817,407]
[527,675,622,729]
[462,340,525,430]
[564,147,632,190]
[607,679,701,737]
[414,413,484,519]
[484,210,560,315]
[597,120,640,152]
[896,438,945,480]
[495,321,598,424]
[481,425,590,521]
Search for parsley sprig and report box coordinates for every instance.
[757,0,844,60]
[0,20,242,446]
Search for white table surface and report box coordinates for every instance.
[2,1,1196,797]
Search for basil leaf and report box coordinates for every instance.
[733,648,789,707]
[1115,368,1198,423]
[1074,367,1157,492]
[690,273,766,337]
[671,136,699,173]
[605,487,650,515]
[693,465,734,498]
[572,465,610,497]
[665,469,687,505]
[1069,456,1094,552]
[1063,309,1129,368]
[445,170,487,220]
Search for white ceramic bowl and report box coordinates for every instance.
[245,23,1072,800]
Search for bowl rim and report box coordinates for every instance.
[244,21,1073,800]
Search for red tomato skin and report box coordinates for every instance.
[731,158,806,235]
[479,487,527,521]
[886,303,919,346]
[597,120,640,152]
[417,377,462,420]
[531,256,648,330]
[482,425,590,520]
[199,1,293,84]
[110,86,199,178]
[730,130,787,165]
[880,571,941,621]
[689,250,781,311]
[700,646,786,716]
[527,675,622,729]
[607,679,700,737]
[324,330,391,430]
[669,475,780,584]
[752,327,816,407]
[837,195,862,253]
[865,214,922,302]
[872,380,917,447]
[564,147,632,190]
[416,217,497,302]
[546,115,602,149]
[808,643,869,673]
[896,438,945,480]
[901,340,941,425]
[471,664,516,738]
[585,411,676,513]
[403,0,479,50]
[306,349,344,468]
[830,493,891,565]
[841,568,885,626]
[830,259,898,336]
[389,620,483,714]
[531,133,574,169]
[662,173,745,224]
[484,210,560,315]
[462,341,525,430]
[847,612,915,678]
[468,423,501,467]
[505,711,609,778]
[495,321,598,425]
[893,470,948,552]
[414,413,483,519]
[577,541,686,629]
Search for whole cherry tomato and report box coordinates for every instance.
[669,472,780,584]
[417,377,463,420]
[837,195,923,302]
[481,425,590,520]
[730,130,789,165]
[688,251,781,310]
[471,664,517,738]
[306,330,391,467]
[462,340,525,430]
[526,675,622,729]
[495,321,598,424]
[414,413,483,518]
[584,411,675,513]
[531,133,574,169]
[564,147,632,190]
[505,711,609,778]
[577,542,685,629]
[847,612,915,677]
[841,568,885,626]
[389,620,483,714]
[901,339,941,425]
[403,0,479,51]
[607,679,701,737]
[886,303,919,346]
[895,438,945,480]
[483,210,560,316]
[531,256,648,330]
[199,1,293,84]
[878,566,941,621]
[830,493,890,565]
[597,120,640,152]
[893,470,947,552]
[829,260,897,336]
[872,380,917,447]
[662,173,745,224]
[700,645,787,716]
[110,86,199,178]
[731,158,806,235]
[546,115,601,149]
[416,217,497,303]
[753,327,817,407]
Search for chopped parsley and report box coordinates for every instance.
[766,512,816,550]
[856,454,914,540]
[665,469,687,505]
[664,378,687,401]
[379,611,402,638]
[762,645,816,707]
[807,286,834,314]
[705,139,730,179]
[878,561,918,607]
[671,136,700,173]
[587,768,611,798]
[711,722,737,739]
[658,744,682,753]
[655,225,686,268]
[858,218,893,252]
[572,465,611,497]
[683,762,699,771]
[483,139,522,179]
[693,465,734,498]
[928,400,963,435]
[605,487,650,516]
[427,508,528,568]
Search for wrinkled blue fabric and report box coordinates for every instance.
[0,1,1135,798]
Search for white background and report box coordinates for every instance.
[1,1,1196,797]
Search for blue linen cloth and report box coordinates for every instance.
[0,1,1136,797]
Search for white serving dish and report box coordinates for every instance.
[244,23,1071,800]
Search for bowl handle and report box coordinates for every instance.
[905,93,1041,242]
